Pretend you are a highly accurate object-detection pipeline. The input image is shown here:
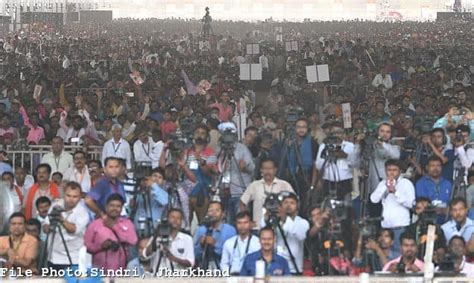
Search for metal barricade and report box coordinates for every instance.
[6,145,103,173]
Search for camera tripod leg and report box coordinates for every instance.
[276,222,300,275]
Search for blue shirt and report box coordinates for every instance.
[87,177,126,212]
[0,162,12,176]
[415,175,452,205]
[442,149,455,181]
[240,250,290,276]
[133,183,168,234]
[193,223,236,262]
[441,218,474,243]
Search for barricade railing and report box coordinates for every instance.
[6,145,102,173]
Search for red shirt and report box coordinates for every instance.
[160,121,177,140]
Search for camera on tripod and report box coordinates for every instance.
[201,214,218,229]
[154,218,172,247]
[263,192,284,226]
[285,107,304,123]
[134,161,152,182]
[220,129,238,150]
[168,134,193,152]
[358,217,383,241]
[454,128,464,143]
[49,206,65,226]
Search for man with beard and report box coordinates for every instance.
[383,232,424,273]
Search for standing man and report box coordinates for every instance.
[102,124,132,170]
[24,164,60,220]
[43,182,89,270]
[41,137,73,175]
[220,211,261,274]
[240,158,294,229]
[84,194,137,271]
[133,129,163,169]
[240,226,290,276]
[63,150,92,194]
[142,208,194,273]
[85,157,127,218]
[370,159,415,253]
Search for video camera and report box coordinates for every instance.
[264,192,284,226]
[358,217,383,242]
[49,206,65,227]
[201,214,218,229]
[454,128,464,144]
[418,205,437,226]
[220,129,238,151]
[153,218,172,249]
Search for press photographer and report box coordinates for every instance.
[383,232,424,273]
[353,228,397,272]
[216,123,255,224]
[262,192,309,275]
[453,125,474,173]
[306,205,331,275]
[42,182,89,270]
[443,236,474,276]
[314,124,359,199]
[193,201,236,270]
[131,167,169,238]
[142,208,194,273]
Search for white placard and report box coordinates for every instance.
[239,64,262,81]
[33,84,43,99]
[246,43,260,55]
[342,103,352,129]
[305,66,318,83]
[306,64,331,83]
[276,34,283,42]
[285,41,298,52]
[317,64,330,82]
[255,260,265,279]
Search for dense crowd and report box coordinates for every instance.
[0,16,473,278]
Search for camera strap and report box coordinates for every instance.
[229,234,252,272]
[105,224,128,266]
[142,143,150,157]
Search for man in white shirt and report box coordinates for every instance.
[447,235,474,277]
[133,129,163,169]
[370,159,415,254]
[240,158,294,229]
[63,151,91,193]
[264,192,309,275]
[43,182,90,269]
[143,208,194,274]
[220,211,260,275]
[41,137,73,175]
[371,69,393,90]
[101,124,132,169]
[314,125,360,199]
[453,125,474,173]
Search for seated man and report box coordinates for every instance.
[444,236,474,277]
[353,228,398,272]
[383,232,424,273]
[441,197,474,245]
[240,226,290,276]
[0,213,39,274]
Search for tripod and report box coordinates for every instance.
[130,184,154,238]
[153,243,175,275]
[41,218,73,269]
[446,163,467,221]
[200,227,221,270]
[215,145,247,221]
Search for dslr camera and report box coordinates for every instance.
[49,206,65,227]
[220,129,238,151]
[201,214,218,229]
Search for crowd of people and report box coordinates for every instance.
[0,15,473,278]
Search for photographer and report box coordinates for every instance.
[265,192,309,275]
[370,159,415,253]
[314,124,359,199]
[43,182,89,270]
[217,123,255,224]
[133,128,163,169]
[194,201,236,269]
[353,228,397,272]
[453,124,474,172]
[142,208,194,273]
[405,198,447,262]
[415,156,452,223]
[429,128,456,181]
[241,158,294,229]
[444,236,474,277]
[132,167,169,236]
[306,205,331,275]
[84,194,138,271]
[383,232,424,273]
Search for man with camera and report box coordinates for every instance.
[428,128,455,181]
[220,211,260,275]
[353,228,398,272]
[84,194,137,271]
[217,123,255,224]
[453,125,474,173]
[193,201,236,270]
[383,232,424,273]
[444,236,474,277]
[415,156,452,223]
[370,159,415,253]
[264,192,309,275]
[240,158,294,229]
[314,124,359,200]
[43,182,89,270]
[306,205,331,275]
[142,208,194,273]
[133,128,163,169]
[132,167,169,237]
